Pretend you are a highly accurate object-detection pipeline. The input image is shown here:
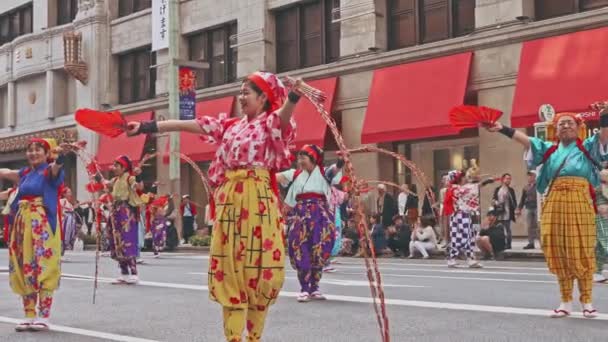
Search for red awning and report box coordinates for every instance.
[361,52,472,144]
[165,96,235,163]
[291,77,338,149]
[97,111,153,168]
[512,27,608,127]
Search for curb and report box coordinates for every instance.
[174,246,210,252]
[83,245,211,253]
[83,245,544,259]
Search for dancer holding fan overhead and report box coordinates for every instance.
[457,103,608,318]
[126,71,306,342]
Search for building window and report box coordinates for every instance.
[119,0,152,17]
[188,22,237,89]
[118,49,156,104]
[535,0,608,21]
[275,0,341,73]
[57,0,78,25]
[387,0,475,50]
[0,3,33,46]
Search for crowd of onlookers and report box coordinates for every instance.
[333,170,539,261]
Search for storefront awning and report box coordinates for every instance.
[97,111,153,168]
[165,96,235,163]
[361,52,472,144]
[291,77,338,149]
[511,27,608,127]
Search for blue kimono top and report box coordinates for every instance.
[525,134,608,194]
[11,163,65,234]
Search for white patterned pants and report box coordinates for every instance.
[449,212,476,260]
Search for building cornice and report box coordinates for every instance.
[0,24,75,55]
[129,9,608,105]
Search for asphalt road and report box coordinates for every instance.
[1,249,607,342]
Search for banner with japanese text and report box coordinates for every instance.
[179,67,196,120]
[152,0,169,51]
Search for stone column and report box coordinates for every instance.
[33,0,51,32]
[237,0,271,75]
[475,0,533,27]
[45,70,55,119]
[7,81,15,127]
[339,0,382,55]
[478,86,527,236]
[72,0,109,201]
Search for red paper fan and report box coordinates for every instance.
[85,181,104,193]
[151,195,169,208]
[75,108,127,138]
[86,160,99,175]
[449,105,503,129]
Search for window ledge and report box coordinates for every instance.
[111,8,152,26]
[0,24,74,54]
[113,96,169,115]
[281,7,608,80]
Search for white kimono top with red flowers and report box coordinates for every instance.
[453,182,481,215]
[196,111,296,187]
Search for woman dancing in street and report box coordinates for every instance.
[444,160,493,268]
[150,195,169,258]
[60,186,81,260]
[486,109,608,318]
[0,138,66,331]
[277,144,340,302]
[106,155,144,285]
[126,71,304,341]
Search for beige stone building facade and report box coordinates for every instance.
[1,0,608,234]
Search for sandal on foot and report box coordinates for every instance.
[14,321,32,332]
[583,309,598,318]
[296,292,310,303]
[310,291,327,300]
[30,321,50,332]
[550,309,570,318]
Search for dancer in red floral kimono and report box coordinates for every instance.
[126,71,306,341]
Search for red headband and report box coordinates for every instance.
[28,138,50,151]
[115,156,131,171]
[301,145,321,165]
[247,73,278,112]
[553,112,582,125]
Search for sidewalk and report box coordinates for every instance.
[171,238,545,260]
[79,238,544,259]
[430,238,543,260]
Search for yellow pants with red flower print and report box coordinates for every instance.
[9,198,61,318]
[209,169,285,342]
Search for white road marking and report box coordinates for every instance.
[328,265,553,277]
[156,255,210,260]
[0,316,160,342]
[337,271,556,284]
[283,276,425,288]
[334,260,549,271]
[58,272,608,322]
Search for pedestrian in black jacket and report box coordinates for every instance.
[376,184,397,228]
[492,173,517,249]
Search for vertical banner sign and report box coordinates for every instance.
[152,0,169,51]
[179,67,196,120]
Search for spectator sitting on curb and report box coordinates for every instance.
[477,208,506,260]
[408,215,438,259]
[387,215,411,257]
